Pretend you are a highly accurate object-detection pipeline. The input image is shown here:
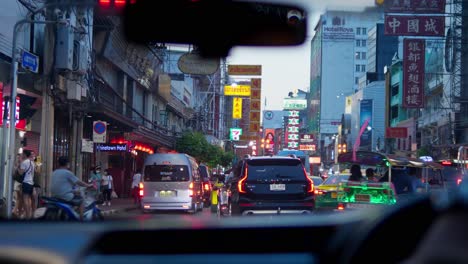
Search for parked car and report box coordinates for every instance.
[226,156,315,216]
[140,153,204,213]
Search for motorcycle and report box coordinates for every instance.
[34,186,103,221]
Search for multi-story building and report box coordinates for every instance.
[309,9,382,160]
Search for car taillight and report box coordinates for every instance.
[337,203,345,210]
[189,182,194,197]
[314,190,323,195]
[457,178,462,186]
[304,168,314,193]
[238,167,248,194]
[139,182,144,197]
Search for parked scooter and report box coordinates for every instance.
[34,186,103,221]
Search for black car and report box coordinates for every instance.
[227,156,316,216]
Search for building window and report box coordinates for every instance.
[361,40,367,47]
[356,64,361,72]
[408,136,412,151]
[361,65,366,72]
[391,85,399,97]
[362,28,367,35]
[391,106,399,119]
[355,52,360,60]
[356,27,361,35]
[361,52,366,60]
[355,77,359,84]
[356,40,361,47]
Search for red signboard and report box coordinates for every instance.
[0,92,26,130]
[386,127,408,139]
[384,0,446,14]
[403,39,425,108]
[384,15,444,37]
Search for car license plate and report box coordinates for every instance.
[331,192,337,198]
[270,184,286,191]
[355,194,370,202]
[158,191,176,197]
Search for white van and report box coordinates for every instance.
[140,153,204,213]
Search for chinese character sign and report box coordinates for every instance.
[385,15,444,37]
[403,39,425,108]
[384,0,446,14]
[232,97,243,119]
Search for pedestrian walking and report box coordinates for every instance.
[17,150,35,219]
[101,169,114,206]
[89,166,102,204]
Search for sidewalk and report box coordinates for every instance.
[98,198,139,216]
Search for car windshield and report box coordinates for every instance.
[0,0,463,233]
[144,165,190,182]
[322,175,349,185]
[246,159,305,180]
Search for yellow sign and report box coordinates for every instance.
[224,85,251,96]
[232,97,243,119]
[228,65,262,76]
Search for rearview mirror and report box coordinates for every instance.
[123,0,307,57]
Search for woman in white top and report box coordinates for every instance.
[101,169,114,206]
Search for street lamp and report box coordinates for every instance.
[366,126,384,152]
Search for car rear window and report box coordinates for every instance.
[199,166,209,180]
[246,159,306,180]
[144,165,190,182]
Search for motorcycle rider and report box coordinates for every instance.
[50,156,94,220]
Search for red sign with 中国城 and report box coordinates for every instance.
[403,39,425,108]
[384,15,445,37]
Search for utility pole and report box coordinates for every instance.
[0,12,59,217]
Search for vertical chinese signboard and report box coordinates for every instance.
[384,0,445,110]
[249,78,261,133]
[232,97,242,119]
[286,110,300,150]
[403,39,425,108]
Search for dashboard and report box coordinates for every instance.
[1,197,468,264]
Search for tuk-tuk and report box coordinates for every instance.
[336,151,399,210]
[336,151,446,211]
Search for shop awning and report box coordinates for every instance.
[125,125,175,148]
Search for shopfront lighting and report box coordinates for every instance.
[18,131,26,138]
